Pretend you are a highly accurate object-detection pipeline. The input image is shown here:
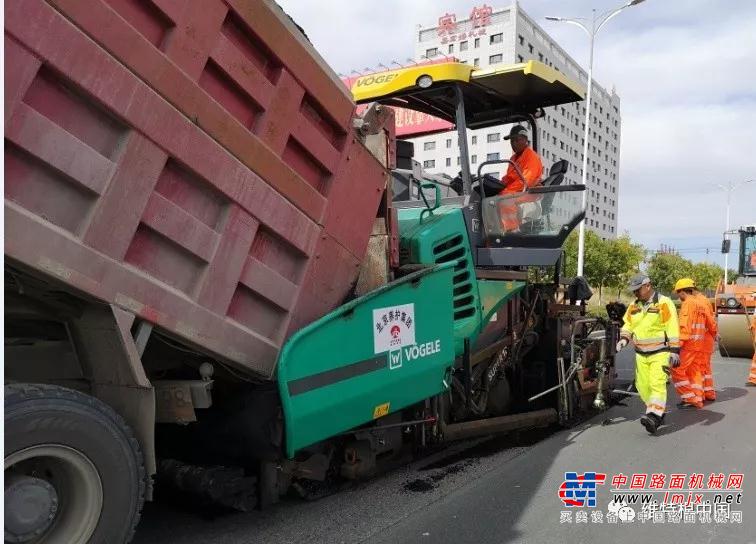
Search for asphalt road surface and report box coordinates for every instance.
[135,353,756,544]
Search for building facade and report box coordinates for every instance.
[409,3,621,238]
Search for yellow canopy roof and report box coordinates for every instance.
[351,60,586,129]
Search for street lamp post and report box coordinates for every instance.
[546,0,645,278]
[718,179,754,284]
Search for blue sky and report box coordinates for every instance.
[279,0,756,266]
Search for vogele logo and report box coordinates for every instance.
[388,350,402,370]
[558,472,607,508]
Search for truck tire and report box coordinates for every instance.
[4,384,146,544]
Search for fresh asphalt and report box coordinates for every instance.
[135,353,756,544]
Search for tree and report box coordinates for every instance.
[606,235,646,299]
[562,231,644,304]
[563,230,579,279]
[646,253,694,295]
[690,262,724,294]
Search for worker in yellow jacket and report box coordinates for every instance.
[617,274,680,434]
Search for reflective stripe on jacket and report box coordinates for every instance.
[500,146,543,194]
[679,297,709,353]
[621,291,680,354]
[694,293,717,352]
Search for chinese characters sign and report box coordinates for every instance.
[557,471,746,526]
[373,304,415,354]
[437,5,493,44]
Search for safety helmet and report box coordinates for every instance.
[674,277,696,291]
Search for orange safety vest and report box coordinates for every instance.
[679,297,707,353]
[694,293,718,352]
[500,146,543,194]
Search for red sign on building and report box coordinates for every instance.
[437,5,492,44]
[470,4,493,28]
[437,13,458,36]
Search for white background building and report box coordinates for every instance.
[409,3,622,238]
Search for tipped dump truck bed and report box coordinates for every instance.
[4,0,388,378]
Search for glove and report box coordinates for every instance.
[715,334,721,343]
[668,353,681,368]
[616,338,629,351]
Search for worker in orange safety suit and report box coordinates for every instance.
[497,125,543,232]
[672,278,706,408]
[692,286,718,400]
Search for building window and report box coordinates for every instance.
[518,35,524,46]
[517,55,524,63]
[474,38,480,48]
[528,43,534,54]
[460,41,468,51]
[445,158,451,167]
[538,52,544,62]
[448,44,454,54]
[471,135,478,145]
[425,48,438,58]
[471,154,477,164]
[490,33,503,44]
[446,138,452,148]
[457,157,461,165]
[424,141,436,151]
[490,54,503,64]
[486,152,500,161]
[487,133,500,143]
[423,159,435,168]
[473,58,480,66]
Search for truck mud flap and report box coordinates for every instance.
[277,264,456,458]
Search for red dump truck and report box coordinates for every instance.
[5,1,393,541]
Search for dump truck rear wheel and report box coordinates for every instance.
[4,384,145,544]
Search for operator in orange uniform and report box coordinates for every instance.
[692,285,718,400]
[498,125,543,231]
[672,278,706,408]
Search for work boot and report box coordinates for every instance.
[640,413,660,435]
[745,382,756,387]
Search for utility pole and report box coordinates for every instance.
[546,0,646,278]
